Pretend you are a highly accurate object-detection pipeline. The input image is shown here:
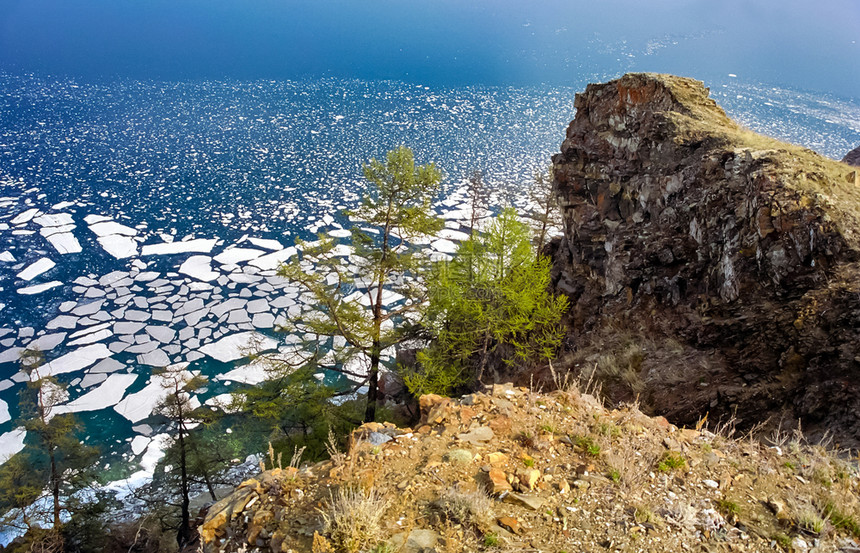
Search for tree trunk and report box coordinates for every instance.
[50,448,61,529]
[365,347,380,423]
[177,420,192,548]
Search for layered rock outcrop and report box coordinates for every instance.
[551,73,860,445]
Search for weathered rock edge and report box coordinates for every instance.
[551,72,860,445]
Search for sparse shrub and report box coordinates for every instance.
[716,498,740,520]
[608,468,621,482]
[434,487,494,530]
[320,486,389,553]
[571,435,601,457]
[523,457,535,468]
[773,532,792,550]
[798,508,826,535]
[657,451,686,472]
[483,532,499,547]
[823,501,860,538]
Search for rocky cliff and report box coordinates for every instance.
[550,73,860,446]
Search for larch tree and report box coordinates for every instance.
[406,207,569,396]
[277,145,443,422]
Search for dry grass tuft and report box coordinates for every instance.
[434,487,495,531]
[320,486,389,553]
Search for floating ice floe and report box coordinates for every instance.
[247,247,297,271]
[113,367,197,423]
[199,331,278,363]
[141,238,217,256]
[0,251,17,262]
[178,255,219,281]
[0,428,26,463]
[40,343,112,377]
[52,373,138,416]
[247,237,283,250]
[16,257,56,281]
[11,208,39,225]
[214,247,265,265]
[98,235,139,259]
[0,398,9,424]
[17,281,63,295]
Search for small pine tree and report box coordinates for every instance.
[277,145,443,422]
[0,349,98,550]
[151,365,213,549]
[407,208,569,396]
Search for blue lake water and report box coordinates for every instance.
[0,0,859,504]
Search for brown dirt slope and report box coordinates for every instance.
[200,384,859,553]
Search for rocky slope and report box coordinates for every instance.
[843,146,860,167]
[550,73,860,446]
[199,383,859,552]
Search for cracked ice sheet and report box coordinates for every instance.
[213,247,265,265]
[16,257,56,281]
[40,343,111,378]
[113,368,199,423]
[17,281,62,295]
[52,373,138,416]
[44,231,82,254]
[141,238,217,256]
[198,331,278,363]
[214,348,303,385]
[178,255,219,281]
[97,235,139,259]
[0,428,26,464]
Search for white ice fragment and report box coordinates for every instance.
[16,257,56,281]
[0,398,9,424]
[0,428,26,463]
[130,435,151,456]
[41,344,112,377]
[114,366,192,422]
[199,331,278,363]
[29,333,66,351]
[11,208,40,224]
[145,326,176,344]
[44,231,82,254]
[67,328,113,347]
[247,247,297,271]
[137,349,171,367]
[17,281,62,295]
[0,251,17,262]
[141,239,218,256]
[34,213,74,227]
[88,221,138,237]
[52,373,137,415]
[47,315,78,330]
[90,357,125,373]
[97,235,139,259]
[214,247,265,265]
[431,238,458,254]
[247,237,283,250]
[178,255,219,281]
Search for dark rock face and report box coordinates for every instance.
[551,73,860,445]
[844,145,860,166]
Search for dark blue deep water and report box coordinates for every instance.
[0,1,858,524]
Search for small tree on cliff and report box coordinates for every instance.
[406,208,569,396]
[526,166,563,250]
[0,349,98,550]
[151,365,214,549]
[278,146,443,422]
